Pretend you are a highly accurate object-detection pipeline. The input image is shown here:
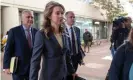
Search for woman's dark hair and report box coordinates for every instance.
[43,1,65,36]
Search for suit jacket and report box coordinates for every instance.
[64,25,84,63]
[73,26,81,47]
[3,25,38,75]
[109,42,133,80]
[29,30,75,80]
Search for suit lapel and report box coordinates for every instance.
[20,25,31,48]
[20,25,28,43]
[49,33,62,49]
[31,28,35,46]
[62,34,65,49]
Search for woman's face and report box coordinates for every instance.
[50,6,64,26]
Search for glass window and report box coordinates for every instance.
[75,17,93,41]
[19,11,22,25]
[131,23,133,27]
[33,13,39,29]
[75,16,107,41]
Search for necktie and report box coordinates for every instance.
[66,28,72,51]
[26,29,32,48]
[71,27,76,55]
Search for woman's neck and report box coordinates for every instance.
[51,22,60,34]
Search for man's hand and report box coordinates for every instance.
[3,69,11,74]
[81,60,85,65]
[79,60,85,65]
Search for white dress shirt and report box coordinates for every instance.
[65,23,73,41]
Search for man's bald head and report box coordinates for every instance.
[65,11,75,26]
[65,11,74,17]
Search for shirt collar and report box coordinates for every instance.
[65,23,73,30]
[23,25,32,31]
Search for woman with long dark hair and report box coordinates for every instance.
[109,28,133,80]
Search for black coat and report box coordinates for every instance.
[83,31,92,42]
[109,42,133,80]
[112,28,129,50]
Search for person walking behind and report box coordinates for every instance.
[3,10,38,80]
[83,29,92,53]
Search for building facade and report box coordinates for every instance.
[1,0,109,40]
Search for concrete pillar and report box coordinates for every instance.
[2,7,19,35]
[0,6,2,37]
[107,23,112,40]
[99,22,106,39]
[39,13,43,30]
[99,23,102,39]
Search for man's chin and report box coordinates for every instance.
[28,24,32,27]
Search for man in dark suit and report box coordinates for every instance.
[3,10,38,80]
[65,11,85,80]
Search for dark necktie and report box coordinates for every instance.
[66,28,72,51]
[71,27,76,55]
[26,29,32,48]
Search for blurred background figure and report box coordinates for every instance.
[1,31,8,51]
[96,30,101,45]
[110,17,132,58]
[83,29,93,53]
[109,28,133,80]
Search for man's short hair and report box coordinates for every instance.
[65,11,74,17]
[85,29,88,31]
[21,10,33,17]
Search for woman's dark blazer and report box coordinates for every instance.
[29,30,75,80]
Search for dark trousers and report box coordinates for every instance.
[72,55,79,72]
[66,75,73,80]
[84,41,90,52]
[12,73,29,80]
[66,55,79,80]
[62,77,66,80]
